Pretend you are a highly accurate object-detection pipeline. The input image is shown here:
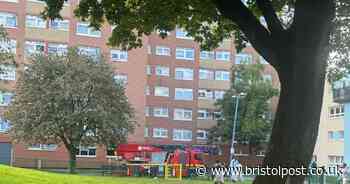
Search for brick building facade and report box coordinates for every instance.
[0,0,279,167]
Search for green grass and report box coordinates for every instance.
[0,165,251,184]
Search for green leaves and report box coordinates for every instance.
[210,64,279,152]
[5,48,134,149]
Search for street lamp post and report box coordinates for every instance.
[229,93,245,162]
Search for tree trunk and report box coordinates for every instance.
[251,1,335,183]
[68,148,77,174]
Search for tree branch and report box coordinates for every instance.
[256,0,284,34]
[214,0,279,68]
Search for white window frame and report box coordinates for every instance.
[48,43,68,56]
[153,128,168,138]
[0,12,17,28]
[78,46,101,60]
[200,51,215,60]
[329,105,344,119]
[0,65,15,81]
[199,69,214,80]
[214,90,225,100]
[155,46,171,56]
[0,118,10,132]
[0,39,16,54]
[49,19,69,31]
[77,146,97,157]
[176,47,195,61]
[25,40,45,56]
[173,129,192,141]
[155,65,170,77]
[215,71,230,81]
[146,65,152,75]
[175,67,193,80]
[174,108,192,121]
[215,51,231,61]
[197,109,212,120]
[153,107,169,118]
[113,74,128,86]
[236,53,253,64]
[175,88,193,101]
[145,106,150,117]
[76,22,101,37]
[154,86,169,97]
[110,50,128,62]
[198,89,214,100]
[28,144,58,151]
[197,130,208,140]
[26,15,46,29]
[175,28,193,40]
[0,92,13,106]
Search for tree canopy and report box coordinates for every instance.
[5,48,135,173]
[210,63,279,153]
[41,1,349,183]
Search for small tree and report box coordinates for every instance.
[0,26,16,65]
[5,48,135,173]
[210,64,279,154]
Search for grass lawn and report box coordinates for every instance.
[0,165,251,184]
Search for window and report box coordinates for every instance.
[110,50,128,62]
[0,65,15,81]
[0,118,9,132]
[155,46,171,56]
[0,92,13,106]
[113,74,128,86]
[198,89,214,100]
[175,88,193,101]
[197,109,213,120]
[145,85,150,95]
[78,46,101,60]
[329,105,344,118]
[176,47,194,61]
[144,128,149,137]
[0,12,17,28]
[26,15,46,28]
[213,111,223,120]
[76,22,101,37]
[200,51,215,60]
[48,43,68,55]
[153,128,168,138]
[175,67,193,80]
[0,39,16,54]
[145,106,150,117]
[197,130,208,140]
[28,144,57,151]
[155,66,170,76]
[215,71,230,81]
[174,108,192,121]
[328,155,344,166]
[235,53,253,64]
[199,69,214,80]
[25,41,45,55]
[154,86,169,97]
[146,65,152,75]
[328,131,344,141]
[77,146,96,157]
[153,107,169,117]
[49,19,69,31]
[175,28,193,40]
[216,51,231,61]
[173,129,192,141]
[214,91,225,100]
